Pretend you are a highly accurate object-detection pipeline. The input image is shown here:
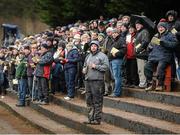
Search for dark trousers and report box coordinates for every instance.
[0,72,6,95]
[51,77,65,93]
[126,59,139,85]
[0,86,6,95]
[75,61,84,88]
[85,80,104,122]
[27,76,33,96]
[37,77,49,103]
[32,77,39,100]
[65,67,77,98]
[144,60,169,86]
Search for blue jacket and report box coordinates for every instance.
[64,47,80,70]
[148,31,177,63]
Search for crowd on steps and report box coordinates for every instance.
[0,10,180,125]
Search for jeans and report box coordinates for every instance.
[65,67,77,98]
[18,78,28,105]
[110,59,123,96]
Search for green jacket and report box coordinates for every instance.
[15,57,27,79]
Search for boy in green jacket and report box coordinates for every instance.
[15,46,30,107]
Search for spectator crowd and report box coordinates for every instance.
[0,10,180,123]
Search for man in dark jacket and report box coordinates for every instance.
[135,20,150,88]
[102,27,114,96]
[34,43,53,105]
[144,21,177,91]
[109,28,127,97]
[83,40,109,125]
[165,10,180,80]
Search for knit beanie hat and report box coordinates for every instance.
[157,19,168,29]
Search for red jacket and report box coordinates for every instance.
[43,65,51,79]
[126,33,136,59]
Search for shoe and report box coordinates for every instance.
[39,101,49,105]
[16,104,25,107]
[109,94,119,98]
[145,85,154,92]
[33,100,41,104]
[155,86,163,91]
[103,93,109,96]
[83,120,93,124]
[81,91,86,95]
[91,120,101,125]
[26,95,30,98]
[64,96,73,100]
[139,83,147,89]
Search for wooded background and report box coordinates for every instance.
[0,0,179,27]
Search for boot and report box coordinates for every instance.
[145,80,156,92]
[155,86,164,91]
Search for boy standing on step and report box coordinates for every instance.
[15,46,30,107]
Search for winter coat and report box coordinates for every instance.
[148,31,177,63]
[15,57,27,79]
[7,55,17,76]
[83,51,109,81]
[0,57,8,87]
[27,53,36,77]
[109,35,127,61]
[135,28,150,60]
[34,51,53,79]
[0,58,5,85]
[103,36,114,56]
[0,57,5,73]
[64,47,80,70]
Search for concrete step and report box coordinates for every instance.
[30,101,132,134]
[104,96,180,124]
[123,87,180,106]
[76,90,180,124]
[51,95,180,134]
[0,96,81,134]
[8,92,133,134]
